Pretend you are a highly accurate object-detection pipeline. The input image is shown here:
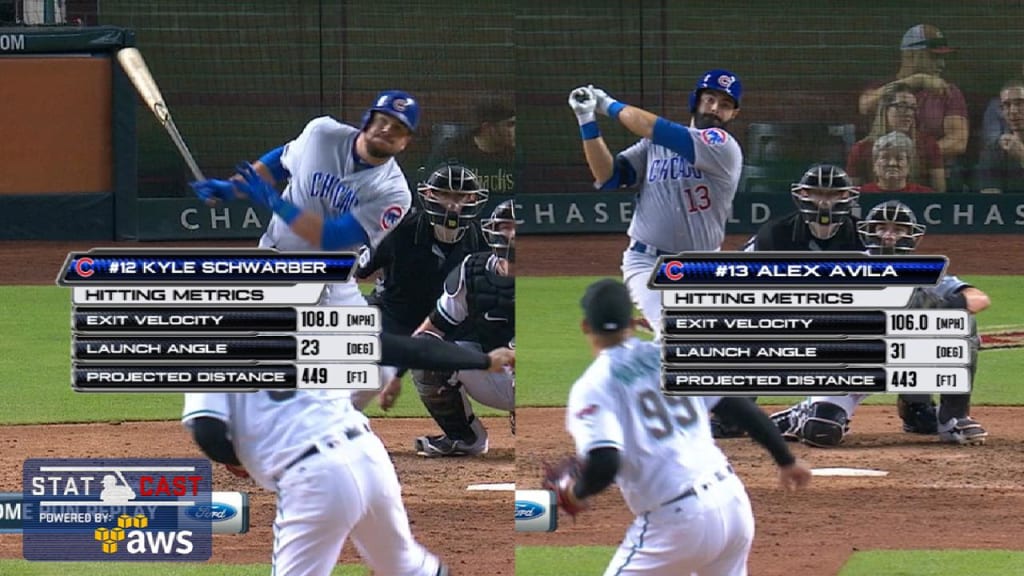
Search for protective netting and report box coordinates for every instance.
[93,0,512,196]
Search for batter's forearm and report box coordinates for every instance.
[288,211,326,247]
[615,105,659,140]
[582,139,615,185]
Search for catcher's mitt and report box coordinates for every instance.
[541,456,589,518]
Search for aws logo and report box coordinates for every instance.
[94,513,193,555]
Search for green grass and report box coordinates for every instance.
[518,275,1024,407]
[515,545,615,575]
[838,550,1024,575]
[0,286,500,424]
[0,560,365,575]
[515,547,1024,576]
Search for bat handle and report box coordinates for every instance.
[164,116,206,181]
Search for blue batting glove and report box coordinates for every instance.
[233,162,301,224]
[190,179,237,203]
[233,163,277,209]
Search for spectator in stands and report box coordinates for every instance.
[861,131,935,194]
[847,83,945,191]
[981,64,1024,149]
[976,78,1024,194]
[425,97,515,195]
[858,25,968,188]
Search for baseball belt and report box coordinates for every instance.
[659,464,735,507]
[274,423,371,481]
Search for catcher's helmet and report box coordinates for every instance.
[361,90,419,133]
[857,200,926,255]
[482,199,516,262]
[417,163,490,239]
[689,69,742,113]
[791,163,860,237]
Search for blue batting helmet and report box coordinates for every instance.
[688,69,742,113]
[362,90,419,133]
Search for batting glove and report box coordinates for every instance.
[190,179,238,204]
[569,86,597,125]
[589,85,624,118]
[233,162,302,224]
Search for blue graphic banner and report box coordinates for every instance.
[651,253,947,287]
[57,250,356,284]
[23,458,212,561]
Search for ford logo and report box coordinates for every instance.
[185,503,237,521]
[514,500,545,520]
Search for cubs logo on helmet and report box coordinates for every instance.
[689,69,742,112]
[362,90,420,132]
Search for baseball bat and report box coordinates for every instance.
[116,47,206,181]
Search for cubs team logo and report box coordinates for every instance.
[380,205,404,230]
[700,127,729,146]
[392,98,412,112]
[717,74,735,89]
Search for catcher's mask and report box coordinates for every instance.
[482,199,516,263]
[857,200,926,255]
[791,163,860,238]
[417,163,489,243]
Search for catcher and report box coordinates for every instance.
[771,200,991,446]
[544,278,811,575]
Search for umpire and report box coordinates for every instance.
[713,163,870,438]
[356,162,489,336]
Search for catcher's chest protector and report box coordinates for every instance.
[464,253,515,352]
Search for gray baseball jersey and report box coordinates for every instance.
[260,116,412,252]
[618,127,743,253]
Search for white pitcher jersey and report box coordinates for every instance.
[181,391,368,491]
[566,337,731,515]
[260,116,412,252]
[618,126,742,253]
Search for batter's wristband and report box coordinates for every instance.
[580,121,600,140]
[272,198,302,225]
[608,101,626,120]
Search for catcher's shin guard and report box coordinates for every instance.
[897,394,938,434]
[798,402,849,447]
[412,369,483,444]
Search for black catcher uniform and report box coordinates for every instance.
[356,163,489,336]
[412,200,516,457]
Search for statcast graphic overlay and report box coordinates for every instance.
[58,249,381,392]
[653,253,971,396]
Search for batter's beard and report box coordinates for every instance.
[694,113,727,130]
[364,141,396,160]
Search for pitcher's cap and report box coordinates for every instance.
[580,278,634,333]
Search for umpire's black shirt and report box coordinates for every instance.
[356,208,485,335]
[746,212,864,251]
